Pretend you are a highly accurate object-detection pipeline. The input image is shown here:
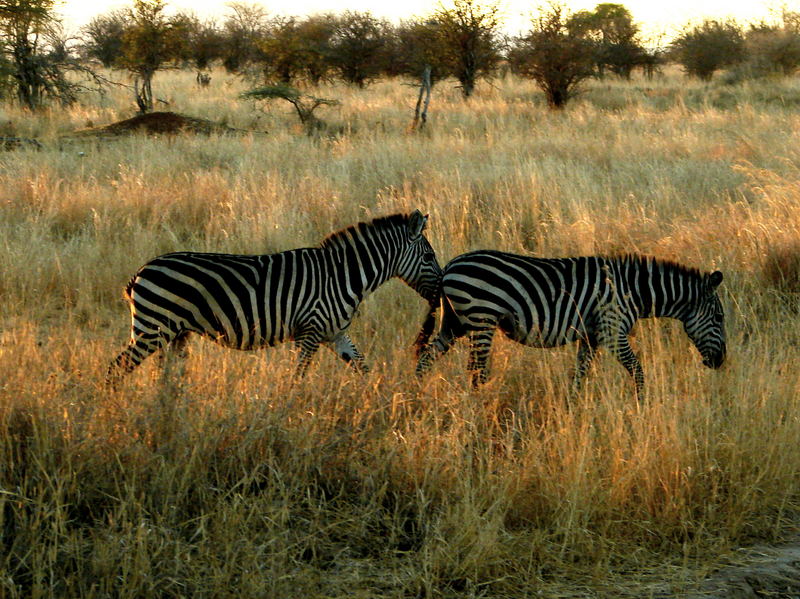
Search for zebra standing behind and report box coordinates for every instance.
[415,251,726,399]
[107,210,442,385]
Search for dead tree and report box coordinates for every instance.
[410,65,432,131]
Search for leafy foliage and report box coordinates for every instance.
[434,0,503,98]
[220,1,269,74]
[670,19,746,81]
[0,0,107,109]
[115,0,190,113]
[743,13,800,78]
[327,11,392,88]
[392,18,452,85]
[256,15,336,86]
[567,3,651,79]
[81,9,130,68]
[509,3,596,108]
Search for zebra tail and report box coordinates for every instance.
[123,276,137,303]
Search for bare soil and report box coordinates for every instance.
[65,111,247,139]
[646,534,800,599]
[687,539,800,598]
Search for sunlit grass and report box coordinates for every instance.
[1,68,799,596]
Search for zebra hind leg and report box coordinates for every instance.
[155,331,191,382]
[106,332,169,388]
[467,328,496,387]
[328,332,369,374]
[415,327,459,379]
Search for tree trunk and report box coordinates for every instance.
[135,72,155,113]
[411,65,432,131]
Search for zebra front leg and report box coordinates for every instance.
[467,328,496,387]
[327,332,369,374]
[571,337,598,396]
[610,335,645,401]
[293,335,322,379]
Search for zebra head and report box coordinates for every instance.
[396,210,443,304]
[683,270,726,369]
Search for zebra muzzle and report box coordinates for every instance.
[702,351,725,369]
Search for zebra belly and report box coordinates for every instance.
[201,331,289,351]
[519,325,584,348]
[504,309,586,348]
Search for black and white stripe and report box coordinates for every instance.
[415,251,726,398]
[108,210,442,384]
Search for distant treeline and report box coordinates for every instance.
[2,0,800,111]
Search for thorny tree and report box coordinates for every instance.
[0,0,105,109]
[509,3,596,108]
[117,0,188,113]
[434,0,503,98]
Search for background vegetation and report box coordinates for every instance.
[1,63,799,597]
[1,1,800,597]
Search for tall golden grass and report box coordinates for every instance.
[1,68,799,597]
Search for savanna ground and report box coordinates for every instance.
[1,67,800,598]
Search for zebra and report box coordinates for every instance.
[107,210,442,385]
[415,251,726,398]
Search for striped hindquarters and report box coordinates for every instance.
[127,251,319,350]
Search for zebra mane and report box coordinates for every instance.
[615,254,704,279]
[319,213,411,250]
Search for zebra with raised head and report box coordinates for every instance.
[415,251,726,398]
[107,210,442,385]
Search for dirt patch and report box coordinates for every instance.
[682,537,800,599]
[65,111,247,139]
[639,534,800,599]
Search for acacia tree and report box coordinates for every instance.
[82,9,130,68]
[294,14,336,85]
[327,11,391,88]
[434,0,503,98]
[744,11,800,77]
[117,0,188,113]
[393,18,452,85]
[255,15,336,86]
[567,3,647,78]
[220,1,269,73]
[0,0,104,109]
[183,15,224,73]
[508,3,595,108]
[670,19,745,80]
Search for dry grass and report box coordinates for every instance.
[1,68,800,597]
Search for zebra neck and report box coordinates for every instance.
[616,257,700,321]
[325,229,400,296]
[644,270,700,321]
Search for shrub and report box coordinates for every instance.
[508,3,595,108]
[670,19,746,81]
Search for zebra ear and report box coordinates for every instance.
[706,271,723,291]
[408,210,428,240]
